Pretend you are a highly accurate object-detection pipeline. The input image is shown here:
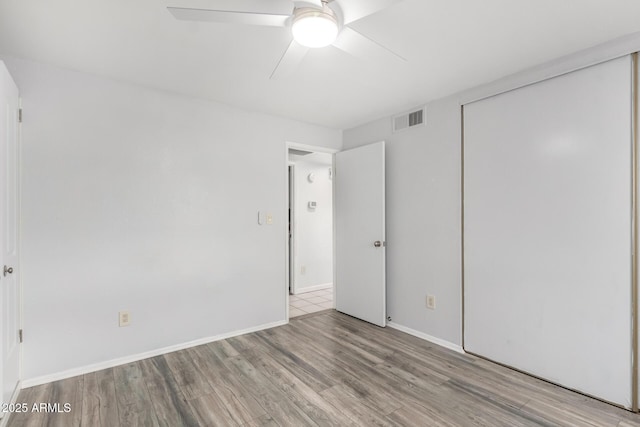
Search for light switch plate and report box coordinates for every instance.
[119,311,131,327]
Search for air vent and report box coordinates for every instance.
[392,107,425,133]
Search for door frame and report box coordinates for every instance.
[284,142,339,321]
[288,163,296,295]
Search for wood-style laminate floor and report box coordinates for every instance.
[6,310,640,427]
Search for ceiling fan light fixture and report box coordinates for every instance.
[292,7,339,48]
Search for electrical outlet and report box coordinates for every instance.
[266,214,273,225]
[301,265,306,275]
[119,311,131,327]
[426,295,436,310]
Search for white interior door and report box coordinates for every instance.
[0,62,20,412]
[335,141,386,327]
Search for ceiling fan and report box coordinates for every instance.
[167,0,405,79]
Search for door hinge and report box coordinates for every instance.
[18,108,22,123]
[18,329,23,343]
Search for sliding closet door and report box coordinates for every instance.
[463,56,633,408]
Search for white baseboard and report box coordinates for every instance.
[21,319,287,389]
[293,282,332,295]
[0,380,22,427]
[387,322,464,354]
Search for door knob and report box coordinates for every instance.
[3,265,13,276]
[374,241,383,247]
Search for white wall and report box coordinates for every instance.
[3,56,341,382]
[8,29,640,386]
[343,31,640,349]
[291,153,333,293]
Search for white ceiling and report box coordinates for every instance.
[2,0,640,129]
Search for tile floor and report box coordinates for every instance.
[289,287,334,318]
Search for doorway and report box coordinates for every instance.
[286,144,336,318]
[285,140,387,326]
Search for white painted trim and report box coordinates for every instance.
[285,146,291,321]
[286,142,339,155]
[288,163,296,296]
[387,322,464,354]
[21,320,286,388]
[332,153,337,310]
[0,380,22,427]
[293,282,332,294]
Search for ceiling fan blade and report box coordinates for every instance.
[294,0,324,7]
[270,40,309,79]
[333,27,405,63]
[339,0,403,25]
[167,7,290,27]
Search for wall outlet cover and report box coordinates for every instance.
[426,295,436,310]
